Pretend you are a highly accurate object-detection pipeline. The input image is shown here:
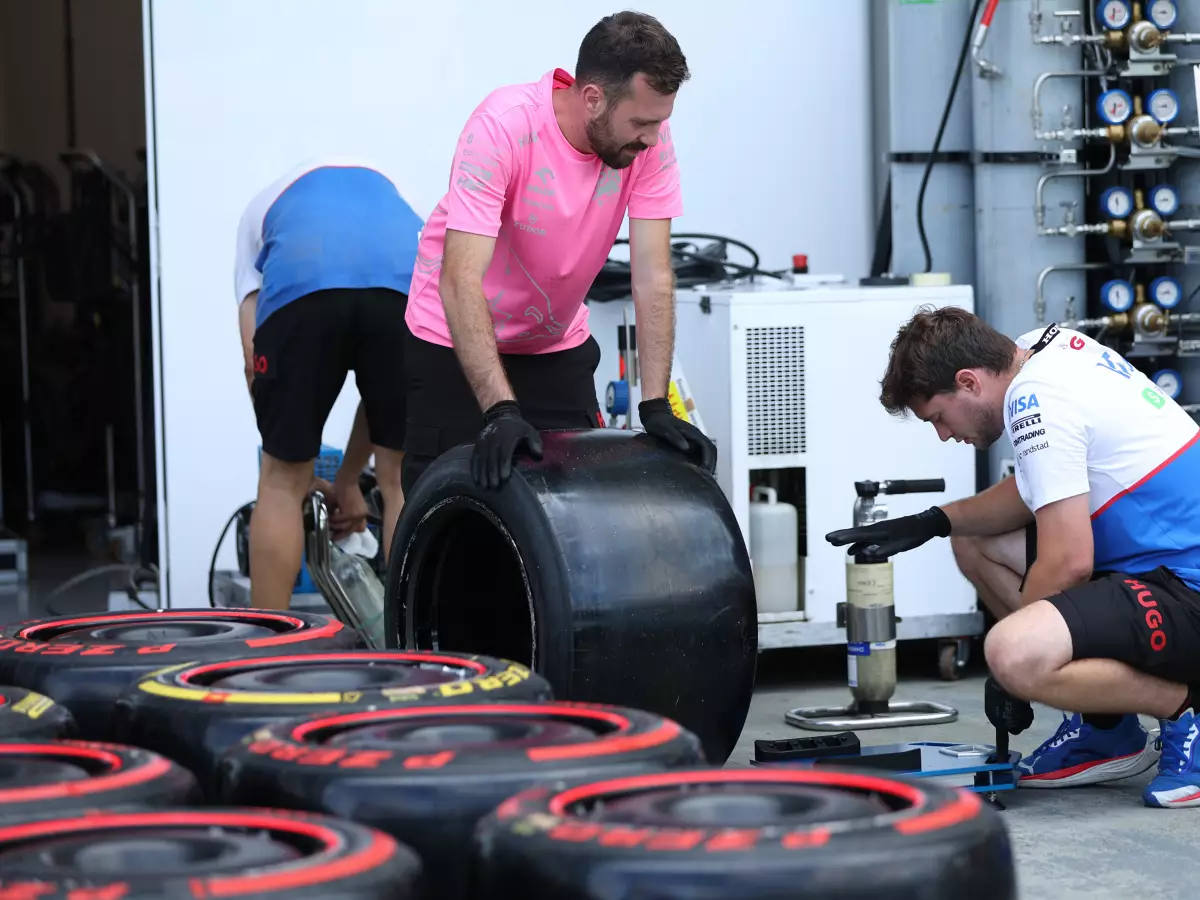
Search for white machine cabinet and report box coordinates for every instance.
[588,281,983,654]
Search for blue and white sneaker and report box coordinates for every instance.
[1144,709,1200,808]
[1016,712,1158,788]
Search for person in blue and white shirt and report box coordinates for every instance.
[826,305,1200,809]
[235,156,424,611]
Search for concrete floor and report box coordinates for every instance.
[6,560,1200,898]
[741,646,1200,900]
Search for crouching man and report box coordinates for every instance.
[826,305,1200,808]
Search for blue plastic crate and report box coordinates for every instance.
[258,443,344,594]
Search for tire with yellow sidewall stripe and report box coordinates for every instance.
[111,650,553,793]
[0,686,75,741]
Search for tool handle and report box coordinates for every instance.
[883,478,945,495]
[994,725,1009,761]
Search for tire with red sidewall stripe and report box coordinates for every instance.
[111,650,553,792]
[470,767,1017,899]
[0,610,356,740]
[0,740,200,822]
[216,701,705,900]
[0,686,76,741]
[0,807,423,899]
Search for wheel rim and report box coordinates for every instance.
[0,744,174,804]
[0,756,94,789]
[286,704,687,763]
[0,811,396,894]
[537,768,981,841]
[323,717,601,751]
[18,611,310,644]
[179,653,490,693]
[0,828,306,875]
[573,783,892,828]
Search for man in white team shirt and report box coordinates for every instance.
[826,305,1200,808]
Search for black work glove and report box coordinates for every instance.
[824,506,951,559]
[639,397,717,474]
[471,401,544,490]
[984,675,1035,736]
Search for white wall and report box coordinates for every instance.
[145,0,875,606]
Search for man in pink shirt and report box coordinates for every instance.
[402,10,717,492]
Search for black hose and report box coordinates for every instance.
[207,499,386,607]
[209,501,255,607]
[916,0,986,274]
[609,233,783,280]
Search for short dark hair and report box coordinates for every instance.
[575,11,690,101]
[879,305,1017,415]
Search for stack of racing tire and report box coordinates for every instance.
[0,608,1018,899]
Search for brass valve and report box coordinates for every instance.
[1133,300,1168,337]
[1131,117,1163,146]
[1128,19,1165,53]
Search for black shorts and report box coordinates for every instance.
[402,331,604,495]
[1021,523,1200,683]
[252,287,408,463]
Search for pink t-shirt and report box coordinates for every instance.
[405,68,684,354]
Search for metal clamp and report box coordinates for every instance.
[785,701,958,732]
[303,491,381,648]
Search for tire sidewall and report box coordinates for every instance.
[112,652,553,784]
[386,448,573,687]
[471,772,1014,899]
[0,611,355,738]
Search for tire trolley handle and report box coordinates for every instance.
[881,479,946,495]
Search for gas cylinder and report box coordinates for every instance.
[748,486,800,613]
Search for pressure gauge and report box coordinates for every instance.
[1098,0,1133,30]
[1148,89,1181,125]
[1150,276,1183,309]
[605,380,629,416]
[1100,186,1135,220]
[1152,368,1183,400]
[1147,0,1179,30]
[1097,89,1134,126]
[1150,184,1181,218]
[1100,279,1135,313]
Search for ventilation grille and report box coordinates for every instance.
[746,326,806,456]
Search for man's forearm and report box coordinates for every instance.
[1018,557,1090,608]
[335,402,373,487]
[440,281,515,410]
[631,277,675,401]
[941,475,1035,537]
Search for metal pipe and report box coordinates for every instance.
[1063,315,1120,330]
[1039,222,1110,237]
[61,150,147,552]
[1036,262,1111,324]
[1036,144,1116,226]
[1168,219,1200,231]
[1085,0,1112,90]
[1032,70,1106,132]
[105,424,117,529]
[0,167,35,523]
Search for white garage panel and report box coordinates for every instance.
[143,0,875,606]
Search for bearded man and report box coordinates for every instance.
[399,10,716,492]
